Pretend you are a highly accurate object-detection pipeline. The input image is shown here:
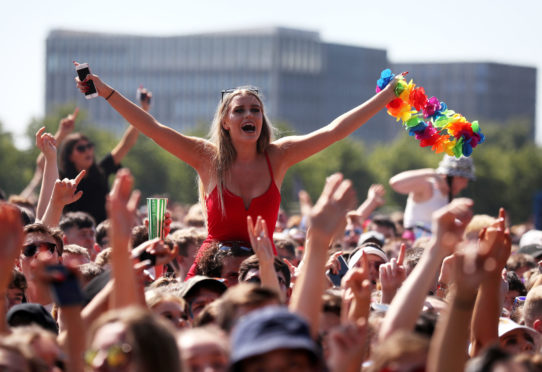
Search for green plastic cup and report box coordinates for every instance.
[147,198,168,239]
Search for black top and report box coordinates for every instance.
[62,153,120,224]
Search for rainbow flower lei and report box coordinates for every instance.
[376,69,485,157]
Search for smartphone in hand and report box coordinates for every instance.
[75,63,98,99]
[327,255,349,287]
[46,264,86,306]
[137,86,151,104]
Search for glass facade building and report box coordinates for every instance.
[45,27,396,142]
[393,62,537,137]
[46,28,536,142]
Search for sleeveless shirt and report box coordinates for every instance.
[403,180,447,234]
[185,152,281,279]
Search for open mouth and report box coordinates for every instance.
[241,123,256,133]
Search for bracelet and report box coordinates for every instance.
[375,69,485,158]
[105,89,116,101]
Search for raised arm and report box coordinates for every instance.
[75,66,214,176]
[388,168,438,199]
[271,78,398,172]
[379,198,473,341]
[110,87,151,165]
[470,209,511,356]
[106,169,144,309]
[289,173,357,337]
[347,184,386,227]
[35,128,60,220]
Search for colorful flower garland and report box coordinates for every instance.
[376,69,484,157]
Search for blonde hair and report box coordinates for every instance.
[199,87,275,219]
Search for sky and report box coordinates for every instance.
[2,0,541,148]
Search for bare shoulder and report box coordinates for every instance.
[264,143,288,185]
[411,179,435,203]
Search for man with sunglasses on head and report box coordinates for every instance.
[18,223,63,310]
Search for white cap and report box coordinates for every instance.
[498,317,540,346]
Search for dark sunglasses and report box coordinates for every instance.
[221,87,259,102]
[23,242,57,257]
[74,143,94,153]
[218,241,253,255]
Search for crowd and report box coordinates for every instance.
[0,65,541,372]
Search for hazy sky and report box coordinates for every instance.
[2,0,540,147]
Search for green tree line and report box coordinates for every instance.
[2,105,541,224]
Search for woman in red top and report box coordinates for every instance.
[76,69,399,258]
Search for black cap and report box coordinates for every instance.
[6,303,58,334]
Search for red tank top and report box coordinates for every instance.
[205,152,281,246]
[185,152,281,279]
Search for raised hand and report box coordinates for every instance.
[58,107,79,137]
[73,61,111,98]
[309,173,357,242]
[343,251,372,303]
[326,251,343,276]
[35,127,57,160]
[53,171,85,206]
[138,87,152,112]
[132,238,178,267]
[247,216,275,265]
[367,184,386,207]
[107,169,141,239]
[432,198,474,255]
[380,243,407,304]
[477,208,511,275]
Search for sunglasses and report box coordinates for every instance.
[221,87,259,102]
[218,241,253,254]
[344,228,363,237]
[74,142,94,153]
[85,343,132,368]
[22,242,57,257]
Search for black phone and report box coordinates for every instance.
[75,63,98,99]
[327,255,349,287]
[137,87,151,104]
[46,264,85,306]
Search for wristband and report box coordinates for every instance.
[376,69,485,158]
[105,89,116,101]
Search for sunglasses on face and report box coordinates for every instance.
[218,242,253,254]
[221,87,259,102]
[74,142,94,153]
[344,228,363,237]
[85,343,132,368]
[22,242,57,257]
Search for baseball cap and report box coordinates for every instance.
[230,306,319,367]
[6,303,59,334]
[179,275,227,300]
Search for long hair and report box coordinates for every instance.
[59,133,95,177]
[199,87,275,218]
[87,307,182,372]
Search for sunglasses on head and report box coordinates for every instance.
[221,87,259,102]
[23,242,57,257]
[84,343,132,368]
[74,142,94,153]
